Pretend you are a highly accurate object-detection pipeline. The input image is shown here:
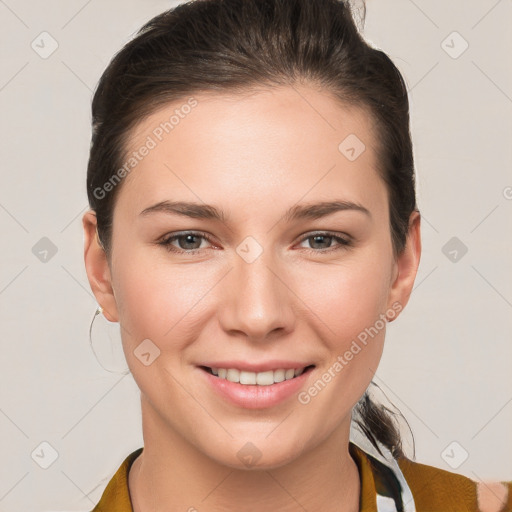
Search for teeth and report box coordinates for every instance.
[241,370,257,385]
[273,369,285,383]
[208,366,309,385]
[227,368,240,383]
[256,370,273,385]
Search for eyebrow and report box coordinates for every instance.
[139,199,371,222]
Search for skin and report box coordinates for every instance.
[83,84,421,512]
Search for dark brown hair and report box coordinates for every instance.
[87,0,417,460]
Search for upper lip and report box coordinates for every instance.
[198,360,315,373]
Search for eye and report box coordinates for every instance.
[158,231,214,254]
[157,230,352,255]
[297,231,352,253]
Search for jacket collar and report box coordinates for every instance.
[350,418,416,512]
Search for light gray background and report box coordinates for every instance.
[0,0,511,510]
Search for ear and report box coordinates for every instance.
[386,210,421,320]
[82,210,119,322]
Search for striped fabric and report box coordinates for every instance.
[349,419,416,511]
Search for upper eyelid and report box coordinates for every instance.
[161,231,214,243]
[160,230,351,247]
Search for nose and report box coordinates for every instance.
[218,249,296,343]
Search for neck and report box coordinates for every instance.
[129,396,360,512]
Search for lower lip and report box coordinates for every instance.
[198,367,314,409]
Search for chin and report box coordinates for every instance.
[202,435,308,471]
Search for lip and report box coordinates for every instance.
[197,364,315,410]
[198,360,313,372]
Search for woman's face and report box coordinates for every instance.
[84,84,420,469]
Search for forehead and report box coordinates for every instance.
[117,84,385,217]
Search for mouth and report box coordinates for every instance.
[199,365,316,386]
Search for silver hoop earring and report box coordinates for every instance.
[88,305,130,375]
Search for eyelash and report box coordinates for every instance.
[158,230,352,255]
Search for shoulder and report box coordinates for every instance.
[397,455,511,512]
[91,447,143,512]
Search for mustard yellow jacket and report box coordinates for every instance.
[91,440,511,512]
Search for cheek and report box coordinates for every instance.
[111,248,204,350]
[291,260,390,431]
[291,250,392,399]
[294,251,392,346]
[111,255,204,402]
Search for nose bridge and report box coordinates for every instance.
[222,241,293,340]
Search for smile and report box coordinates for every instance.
[198,363,316,409]
[201,365,315,386]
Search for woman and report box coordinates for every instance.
[82,0,511,510]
